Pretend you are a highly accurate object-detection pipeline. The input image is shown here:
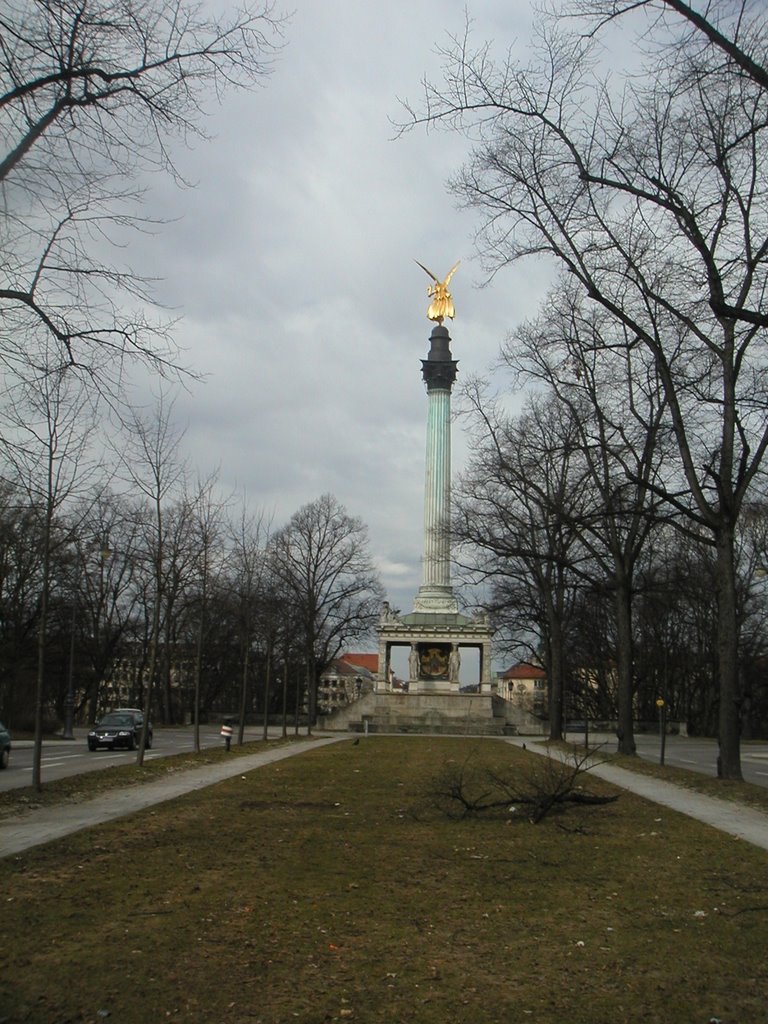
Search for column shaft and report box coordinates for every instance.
[422,388,451,589]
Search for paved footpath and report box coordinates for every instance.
[506,737,768,853]
[0,735,348,860]
[2,733,768,859]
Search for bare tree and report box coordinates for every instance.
[505,284,670,753]
[187,471,228,749]
[633,524,719,732]
[427,746,617,824]
[1,349,98,788]
[401,3,768,778]
[571,1,768,96]
[1,0,284,388]
[70,489,141,723]
[455,388,589,740]
[228,505,269,746]
[0,480,46,725]
[269,494,384,733]
[118,390,186,765]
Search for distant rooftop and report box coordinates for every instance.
[500,662,546,680]
[340,653,378,675]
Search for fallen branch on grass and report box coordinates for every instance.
[429,746,618,824]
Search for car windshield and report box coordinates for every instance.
[99,714,133,727]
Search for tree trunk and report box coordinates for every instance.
[294,669,301,736]
[262,640,273,741]
[162,614,174,725]
[238,642,249,745]
[715,526,742,779]
[281,660,289,738]
[306,653,315,736]
[137,545,162,767]
[32,526,51,791]
[546,609,564,741]
[137,618,158,767]
[614,582,637,755]
[193,599,204,752]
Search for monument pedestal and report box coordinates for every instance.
[376,607,495,696]
[318,687,548,737]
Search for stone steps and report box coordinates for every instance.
[349,718,506,736]
[318,691,547,737]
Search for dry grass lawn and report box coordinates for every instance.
[1,736,767,1024]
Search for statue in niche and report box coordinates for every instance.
[449,644,461,682]
[408,644,420,681]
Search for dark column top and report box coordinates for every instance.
[421,324,458,391]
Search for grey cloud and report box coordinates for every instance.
[118,0,543,624]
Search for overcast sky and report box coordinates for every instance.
[131,0,552,622]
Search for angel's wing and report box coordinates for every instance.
[414,259,439,283]
[443,260,460,287]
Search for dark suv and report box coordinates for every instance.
[88,710,152,751]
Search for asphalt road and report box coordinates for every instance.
[4,728,768,791]
[0,725,292,791]
[564,730,768,786]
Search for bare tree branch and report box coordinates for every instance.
[1,0,284,393]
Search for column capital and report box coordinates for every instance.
[421,359,458,391]
[421,323,458,391]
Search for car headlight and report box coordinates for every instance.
[88,730,96,737]
[118,730,130,737]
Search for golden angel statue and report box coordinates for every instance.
[415,259,460,324]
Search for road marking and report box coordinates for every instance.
[19,760,76,769]
[22,754,122,771]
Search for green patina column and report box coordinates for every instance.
[374,269,495,704]
[413,324,459,614]
[374,311,495,704]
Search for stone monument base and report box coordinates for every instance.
[317,690,548,737]
[377,608,496,695]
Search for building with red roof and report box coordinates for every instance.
[497,662,547,712]
[319,653,388,713]
[340,653,379,675]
